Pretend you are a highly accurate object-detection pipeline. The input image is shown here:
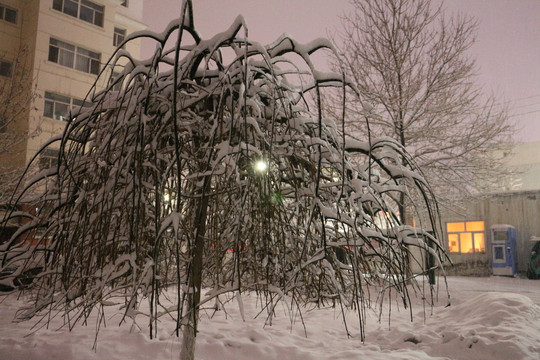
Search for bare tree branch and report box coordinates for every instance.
[327,0,515,221]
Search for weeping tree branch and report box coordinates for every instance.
[1,1,449,359]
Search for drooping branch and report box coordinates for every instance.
[1,2,448,359]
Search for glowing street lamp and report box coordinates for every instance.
[254,159,268,173]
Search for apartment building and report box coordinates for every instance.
[0,0,146,174]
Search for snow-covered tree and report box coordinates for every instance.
[329,0,514,223]
[0,2,448,359]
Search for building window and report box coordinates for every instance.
[48,38,101,75]
[113,27,126,47]
[0,3,18,24]
[44,91,85,122]
[0,60,12,77]
[39,148,59,170]
[52,0,104,27]
[121,0,128,7]
[446,221,485,254]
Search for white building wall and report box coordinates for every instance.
[506,141,540,191]
[1,0,146,166]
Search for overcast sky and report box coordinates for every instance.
[141,0,540,143]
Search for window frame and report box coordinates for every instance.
[113,27,126,48]
[48,37,101,75]
[0,59,12,77]
[446,220,486,254]
[43,91,85,122]
[52,0,104,27]
[0,3,18,24]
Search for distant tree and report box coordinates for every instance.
[0,2,448,360]
[330,0,514,223]
[0,45,40,205]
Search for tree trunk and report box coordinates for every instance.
[180,175,211,360]
[180,325,197,360]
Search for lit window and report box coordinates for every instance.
[0,3,18,24]
[448,233,459,253]
[474,232,485,251]
[52,0,104,27]
[44,91,85,122]
[113,27,126,47]
[48,38,101,75]
[0,60,12,77]
[460,232,473,253]
[446,222,464,233]
[466,221,484,232]
[446,221,485,254]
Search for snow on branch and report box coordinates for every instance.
[0,1,448,355]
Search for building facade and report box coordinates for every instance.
[0,0,145,173]
[440,141,540,276]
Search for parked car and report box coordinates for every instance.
[526,241,540,279]
[0,265,43,292]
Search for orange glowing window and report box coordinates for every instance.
[474,233,485,252]
[448,234,459,253]
[460,232,473,253]
[446,222,465,233]
[446,221,485,254]
[466,221,484,232]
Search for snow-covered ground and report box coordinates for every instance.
[0,276,539,360]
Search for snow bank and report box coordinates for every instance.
[0,277,539,360]
[373,292,540,360]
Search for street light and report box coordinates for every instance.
[254,159,268,173]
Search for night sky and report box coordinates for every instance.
[142,0,540,143]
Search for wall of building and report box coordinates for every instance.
[1,0,146,171]
[0,0,23,56]
[0,0,38,171]
[436,141,540,276]
[506,140,540,191]
[26,0,146,162]
[441,189,540,275]
[480,191,539,271]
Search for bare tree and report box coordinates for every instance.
[330,0,514,223]
[0,45,40,205]
[1,2,449,359]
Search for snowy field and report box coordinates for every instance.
[0,276,539,360]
